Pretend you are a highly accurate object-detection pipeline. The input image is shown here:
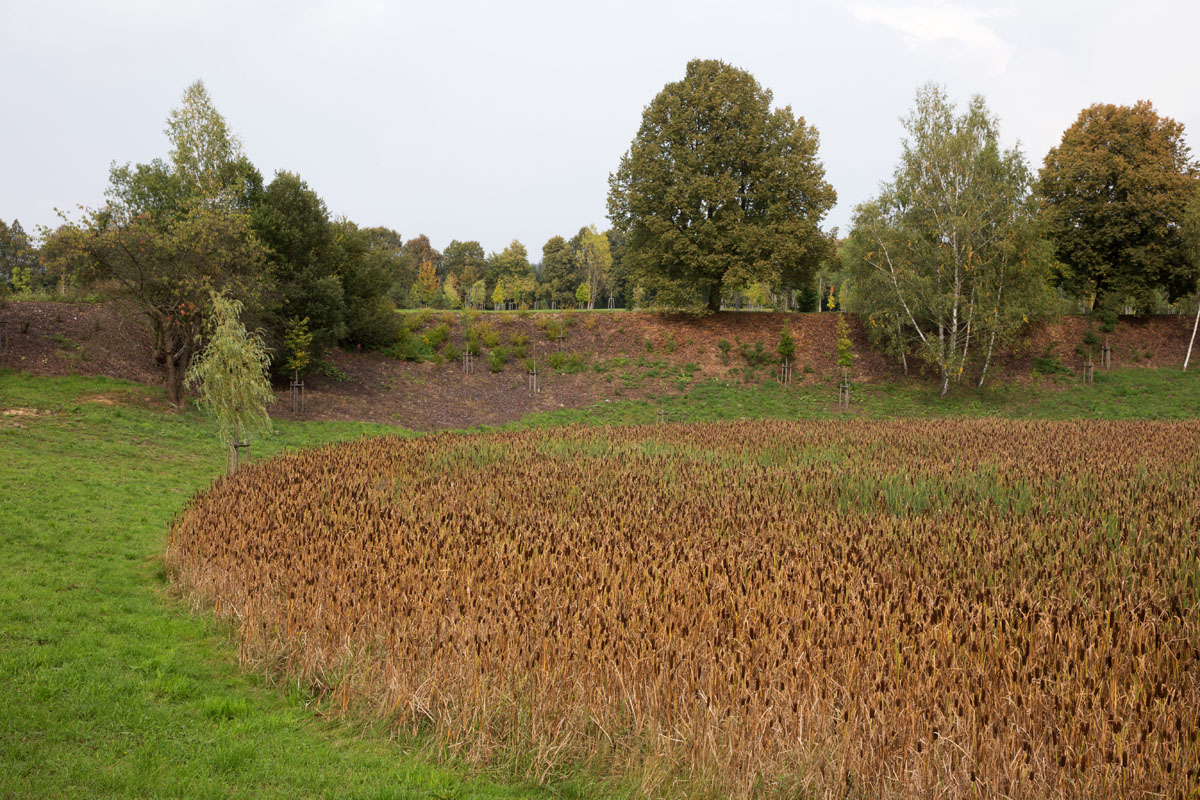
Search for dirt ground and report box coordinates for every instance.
[3,300,1195,429]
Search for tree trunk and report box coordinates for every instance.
[707,281,723,313]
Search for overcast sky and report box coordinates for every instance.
[3,0,1198,256]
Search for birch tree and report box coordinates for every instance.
[844,84,1052,395]
[578,226,611,310]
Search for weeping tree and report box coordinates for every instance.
[844,84,1053,395]
[186,292,275,473]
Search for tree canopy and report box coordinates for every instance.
[1038,101,1200,314]
[607,59,836,312]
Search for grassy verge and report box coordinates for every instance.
[0,371,607,800]
[511,367,1200,427]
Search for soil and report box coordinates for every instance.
[3,300,1196,429]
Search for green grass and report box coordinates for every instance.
[510,367,1200,427]
[0,371,612,800]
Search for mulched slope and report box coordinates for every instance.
[3,300,1196,428]
[0,300,160,384]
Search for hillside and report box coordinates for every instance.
[2,300,1195,428]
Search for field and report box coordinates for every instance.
[167,418,1200,799]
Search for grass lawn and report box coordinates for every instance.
[0,371,610,800]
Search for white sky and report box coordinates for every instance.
[2,0,1198,255]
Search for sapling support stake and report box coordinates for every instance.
[290,371,305,414]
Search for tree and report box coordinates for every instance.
[1038,101,1200,314]
[412,260,441,307]
[186,292,274,473]
[65,194,267,404]
[607,59,836,312]
[0,219,42,292]
[843,84,1052,395]
[442,273,462,308]
[164,80,261,209]
[540,235,578,307]
[575,282,589,308]
[329,219,401,348]
[402,235,442,277]
[578,226,611,310]
[251,171,347,355]
[443,239,487,288]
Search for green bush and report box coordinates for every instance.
[717,339,732,363]
[443,342,461,363]
[423,323,450,349]
[739,341,770,366]
[477,322,501,348]
[1032,355,1072,376]
[510,333,530,359]
[384,329,432,362]
[487,346,508,372]
[466,329,482,356]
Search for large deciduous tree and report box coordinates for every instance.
[607,59,836,312]
[540,235,578,307]
[443,239,487,289]
[62,82,268,405]
[844,84,1053,395]
[251,171,346,354]
[1038,101,1199,314]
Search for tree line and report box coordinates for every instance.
[4,62,1200,400]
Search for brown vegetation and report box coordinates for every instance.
[167,419,1200,799]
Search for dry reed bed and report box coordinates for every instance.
[167,420,1200,799]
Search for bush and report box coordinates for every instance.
[443,342,461,363]
[477,322,501,348]
[717,339,732,363]
[510,333,530,359]
[423,323,450,349]
[739,341,770,366]
[1032,355,1072,376]
[384,328,433,362]
[487,346,508,372]
[466,329,482,356]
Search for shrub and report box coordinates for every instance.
[423,323,450,349]
[717,339,732,363]
[510,333,530,359]
[487,346,508,372]
[739,341,769,366]
[477,322,501,348]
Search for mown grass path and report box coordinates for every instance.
[0,373,574,800]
